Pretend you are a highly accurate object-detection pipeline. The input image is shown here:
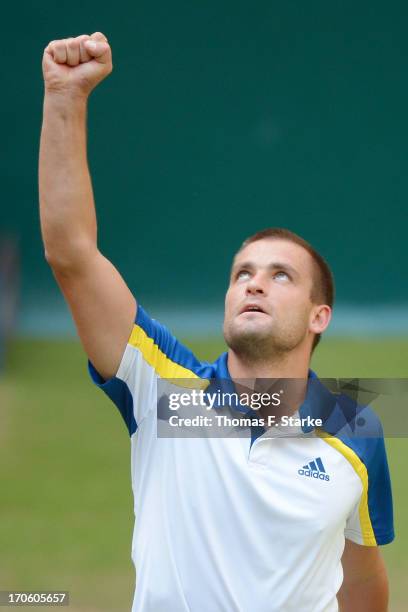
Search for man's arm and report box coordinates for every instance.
[39,32,136,380]
[337,539,389,612]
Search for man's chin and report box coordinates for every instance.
[224,322,273,351]
[234,316,272,336]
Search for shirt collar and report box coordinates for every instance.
[211,352,351,434]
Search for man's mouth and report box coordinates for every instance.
[239,304,267,315]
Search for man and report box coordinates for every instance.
[39,33,394,612]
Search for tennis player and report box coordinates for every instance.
[39,33,394,612]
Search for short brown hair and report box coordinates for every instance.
[237,228,335,350]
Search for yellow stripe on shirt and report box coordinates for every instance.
[129,324,208,389]
[316,429,376,546]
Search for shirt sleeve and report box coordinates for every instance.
[88,304,202,435]
[344,429,394,546]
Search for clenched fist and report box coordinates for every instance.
[42,32,112,97]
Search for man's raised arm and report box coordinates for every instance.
[39,32,136,380]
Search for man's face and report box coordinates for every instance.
[223,238,321,357]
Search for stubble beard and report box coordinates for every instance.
[224,319,302,365]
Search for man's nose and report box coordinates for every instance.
[245,273,267,295]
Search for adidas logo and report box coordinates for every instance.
[298,457,330,481]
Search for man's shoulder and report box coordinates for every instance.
[130,305,228,380]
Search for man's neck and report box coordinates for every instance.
[226,348,311,421]
[227,347,310,380]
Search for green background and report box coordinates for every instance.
[2,0,408,309]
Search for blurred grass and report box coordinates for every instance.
[0,337,407,611]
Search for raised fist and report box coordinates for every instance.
[42,32,112,97]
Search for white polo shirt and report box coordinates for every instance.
[89,305,394,612]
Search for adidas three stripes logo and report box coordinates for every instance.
[298,457,330,481]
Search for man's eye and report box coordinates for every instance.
[274,271,290,281]
[237,270,250,281]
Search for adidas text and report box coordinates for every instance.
[298,469,330,481]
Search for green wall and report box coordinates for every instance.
[3,1,408,308]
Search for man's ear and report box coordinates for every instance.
[310,304,332,335]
